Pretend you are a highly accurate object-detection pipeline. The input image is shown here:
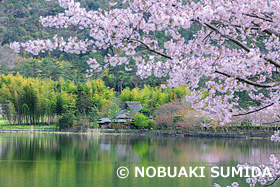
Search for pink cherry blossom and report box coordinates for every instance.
[10,42,20,53]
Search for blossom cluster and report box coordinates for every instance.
[215,149,280,187]
[213,182,239,187]
[236,162,274,186]
[271,131,280,142]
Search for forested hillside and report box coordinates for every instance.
[0,0,111,45]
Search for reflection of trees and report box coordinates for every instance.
[0,134,279,165]
[184,138,280,164]
[0,134,279,186]
[0,134,100,162]
[132,140,156,161]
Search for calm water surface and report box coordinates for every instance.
[0,133,279,187]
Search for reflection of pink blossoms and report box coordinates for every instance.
[216,132,280,187]
[235,154,280,187]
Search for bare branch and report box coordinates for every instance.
[262,13,273,20]
[264,176,280,187]
[263,120,280,125]
[202,30,214,43]
[263,29,280,38]
[243,13,273,22]
[212,20,280,38]
[128,38,173,60]
[232,103,274,117]
[264,57,280,69]
[215,70,277,88]
[204,23,251,52]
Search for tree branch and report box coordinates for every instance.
[205,22,280,74]
[205,22,280,70]
[263,120,280,125]
[215,70,277,88]
[263,29,280,38]
[127,38,173,60]
[204,23,251,52]
[264,57,280,69]
[215,21,280,38]
[264,176,280,187]
[232,103,274,117]
[243,13,273,22]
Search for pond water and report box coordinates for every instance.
[0,133,279,187]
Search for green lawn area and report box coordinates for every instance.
[0,118,57,130]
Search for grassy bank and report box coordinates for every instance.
[0,124,57,130]
[0,117,275,139]
[0,117,57,130]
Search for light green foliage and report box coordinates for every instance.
[147,120,157,130]
[89,107,99,127]
[109,104,119,126]
[0,74,114,127]
[90,122,99,128]
[120,85,189,111]
[133,113,148,129]
[0,74,190,129]
[139,108,151,117]
[201,116,211,123]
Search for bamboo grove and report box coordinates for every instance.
[0,74,188,126]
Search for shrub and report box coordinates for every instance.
[90,122,99,128]
[133,113,148,129]
[139,108,151,117]
[155,114,173,129]
[173,115,184,123]
[148,119,157,129]
[58,111,76,129]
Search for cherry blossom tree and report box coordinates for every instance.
[10,0,280,124]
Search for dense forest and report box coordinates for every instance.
[0,74,188,128]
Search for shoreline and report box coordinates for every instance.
[0,128,273,139]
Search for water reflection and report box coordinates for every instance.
[0,133,279,187]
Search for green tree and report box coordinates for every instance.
[139,108,151,118]
[76,83,93,116]
[58,104,76,130]
[108,104,119,127]
[88,106,99,128]
[148,119,157,130]
[133,113,148,129]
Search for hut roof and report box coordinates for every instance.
[98,101,143,123]
[98,117,127,124]
[116,101,142,119]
